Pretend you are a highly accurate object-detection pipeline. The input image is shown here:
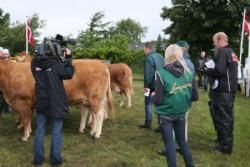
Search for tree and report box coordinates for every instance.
[0,8,45,55]
[161,0,250,60]
[156,34,164,54]
[0,8,11,48]
[78,11,111,48]
[114,18,147,43]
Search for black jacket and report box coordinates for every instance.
[31,57,74,118]
[206,45,238,93]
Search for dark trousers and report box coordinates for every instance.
[0,93,9,114]
[144,95,160,126]
[211,91,235,153]
[198,71,208,90]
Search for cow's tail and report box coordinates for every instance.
[129,72,134,95]
[106,68,115,119]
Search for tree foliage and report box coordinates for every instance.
[0,8,45,55]
[114,18,147,43]
[76,12,146,64]
[161,0,250,60]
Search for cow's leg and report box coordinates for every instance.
[119,94,125,107]
[28,121,32,133]
[89,112,97,136]
[79,104,89,133]
[94,108,105,138]
[87,113,93,128]
[16,113,23,129]
[20,110,31,141]
[126,89,132,108]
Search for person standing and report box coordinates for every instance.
[176,40,195,141]
[152,44,194,167]
[140,42,164,130]
[0,47,10,114]
[205,32,238,154]
[32,40,74,166]
[197,51,208,90]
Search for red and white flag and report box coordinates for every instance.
[26,17,35,46]
[244,13,250,35]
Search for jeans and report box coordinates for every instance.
[144,95,152,125]
[34,114,64,165]
[145,95,160,126]
[160,114,194,167]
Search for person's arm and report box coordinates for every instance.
[144,58,154,88]
[206,50,227,78]
[191,78,199,101]
[151,72,164,106]
[57,48,75,80]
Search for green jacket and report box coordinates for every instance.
[155,68,192,116]
[144,52,164,90]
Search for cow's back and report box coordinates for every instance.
[64,59,110,106]
[108,63,133,93]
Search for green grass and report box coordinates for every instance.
[0,76,250,167]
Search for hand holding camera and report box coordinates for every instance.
[64,48,72,58]
[35,34,76,62]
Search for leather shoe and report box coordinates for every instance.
[156,149,165,156]
[139,124,151,129]
[214,145,231,154]
[154,127,161,133]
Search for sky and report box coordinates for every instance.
[1,0,172,42]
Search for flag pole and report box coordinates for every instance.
[240,8,246,64]
[25,16,28,54]
[248,30,250,58]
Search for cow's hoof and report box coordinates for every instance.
[127,105,131,108]
[90,130,95,136]
[94,134,101,139]
[79,129,84,133]
[20,137,28,142]
[17,124,23,129]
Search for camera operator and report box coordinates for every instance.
[31,36,75,167]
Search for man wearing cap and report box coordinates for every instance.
[176,40,195,76]
[176,40,195,142]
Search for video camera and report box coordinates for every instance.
[35,34,76,62]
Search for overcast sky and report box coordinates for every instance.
[1,0,172,42]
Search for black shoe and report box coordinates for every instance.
[154,127,161,133]
[139,124,151,129]
[156,149,165,156]
[214,145,231,154]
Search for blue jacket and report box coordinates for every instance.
[183,52,195,76]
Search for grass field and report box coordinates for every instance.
[0,74,250,167]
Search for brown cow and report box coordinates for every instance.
[0,59,113,141]
[107,63,133,108]
[16,52,33,62]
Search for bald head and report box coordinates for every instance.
[213,32,228,48]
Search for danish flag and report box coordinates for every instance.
[27,17,35,46]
